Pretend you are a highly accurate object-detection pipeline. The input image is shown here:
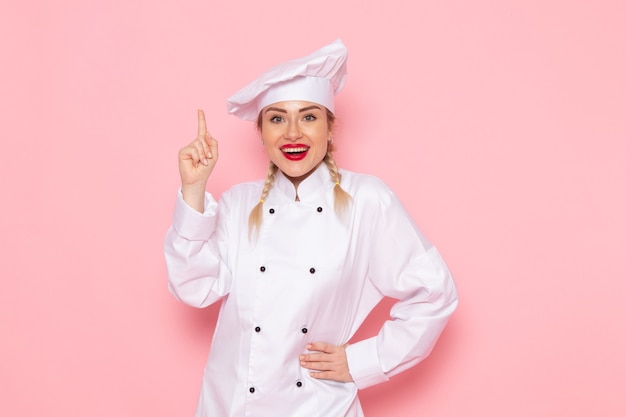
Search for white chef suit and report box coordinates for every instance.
[164,163,458,417]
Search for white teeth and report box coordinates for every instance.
[282,147,308,153]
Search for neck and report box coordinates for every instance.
[282,161,324,192]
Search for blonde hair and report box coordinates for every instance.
[248,110,351,238]
[323,143,352,217]
[248,161,279,239]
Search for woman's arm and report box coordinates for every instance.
[164,191,231,308]
[346,183,458,389]
[163,110,230,308]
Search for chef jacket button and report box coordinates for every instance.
[254,326,261,333]
[269,208,275,214]
[260,266,266,272]
[316,206,323,213]
[296,380,303,388]
[249,387,255,394]
[309,267,316,274]
[301,327,308,334]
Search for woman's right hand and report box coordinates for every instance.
[178,109,219,212]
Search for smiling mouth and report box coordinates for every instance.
[281,145,310,161]
[282,146,309,155]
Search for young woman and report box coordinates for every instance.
[165,39,458,417]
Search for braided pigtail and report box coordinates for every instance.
[248,161,278,239]
[324,143,351,217]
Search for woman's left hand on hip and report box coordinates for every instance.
[299,342,353,383]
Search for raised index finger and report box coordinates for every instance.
[197,109,208,137]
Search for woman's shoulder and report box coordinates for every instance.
[340,169,413,221]
[226,178,264,194]
[340,169,395,200]
[219,179,264,206]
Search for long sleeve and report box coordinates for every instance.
[345,182,458,389]
[164,190,232,308]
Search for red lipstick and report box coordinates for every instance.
[280,144,310,161]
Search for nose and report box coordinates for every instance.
[284,120,303,141]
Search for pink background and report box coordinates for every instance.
[2,0,625,416]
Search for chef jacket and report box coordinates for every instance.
[164,164,458,417]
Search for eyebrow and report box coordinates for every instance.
[298,105,322,113]
[263,105,322,114]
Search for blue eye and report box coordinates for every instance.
[270,115,284,123]
[303,113,317,121]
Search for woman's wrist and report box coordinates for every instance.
[181,183,207,213]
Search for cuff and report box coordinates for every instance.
[345,337,389,390]
[171,189,219,241]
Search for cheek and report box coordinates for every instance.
[312,139,329,162]
[261,126,280,144]
[320,139,329,154]
[315,131,331,151]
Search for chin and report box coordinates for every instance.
[276,163,308,176]
[283,169,309,178]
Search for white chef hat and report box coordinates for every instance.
[226,39,348,121]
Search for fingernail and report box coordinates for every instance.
[203,159,209,165]
[299,355,304,360]
[306,344,312,349]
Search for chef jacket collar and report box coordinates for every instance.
[273,164,333,203]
